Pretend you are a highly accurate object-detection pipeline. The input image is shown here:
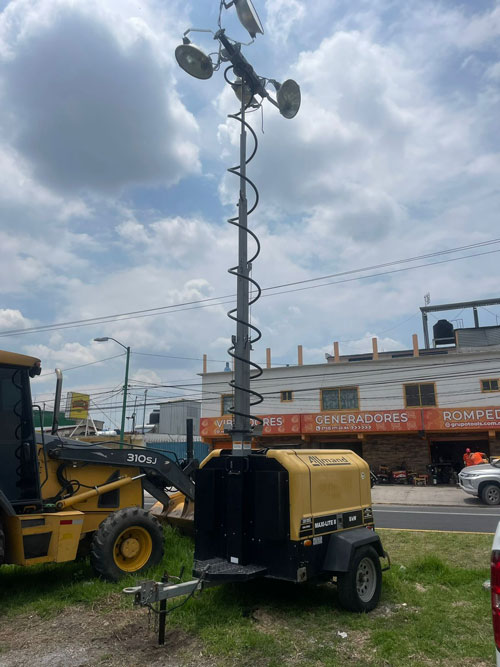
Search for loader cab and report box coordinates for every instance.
[0,352,42,513]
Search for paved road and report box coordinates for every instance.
[146,493,500,533]
[374,504,500,533]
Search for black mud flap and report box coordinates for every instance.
[322,527,385,573]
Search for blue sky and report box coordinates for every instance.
[0,0,499,428]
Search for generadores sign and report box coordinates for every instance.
[200,406,500,438]
[301,410,422,434]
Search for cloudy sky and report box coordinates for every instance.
[0,0,499,428]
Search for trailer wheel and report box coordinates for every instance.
[337,545,382,612]
[481,484,500,506]
[90,507,163,581]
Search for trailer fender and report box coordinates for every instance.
[322,527,384,573]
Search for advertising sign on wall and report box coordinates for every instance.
[301,409,422,434]
[424,407,500,431]
[200,414,301,438]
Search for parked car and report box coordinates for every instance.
[458,460,500,505]
[491,522,500,665]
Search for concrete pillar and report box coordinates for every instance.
[203,354,207,374]
[412,334,419,357]
[298,345,303,366]
[372,337,379,360]
[334,341,340,362]
[266,348,271,369]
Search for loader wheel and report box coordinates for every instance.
[337,546,382,612]
[90,507,163,581]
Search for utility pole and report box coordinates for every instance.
[142,389,148,433]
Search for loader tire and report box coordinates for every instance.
[337,545,382,613]
[0,518,5,565]
[90,507,163,581]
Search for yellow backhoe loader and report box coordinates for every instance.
[0,349,196,580]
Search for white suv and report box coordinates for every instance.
[459,461,500,505]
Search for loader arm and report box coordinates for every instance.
[44,438,196,504]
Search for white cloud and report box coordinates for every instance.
[0,0,200,194]
[0,308,31,330]
[265,0,305,43]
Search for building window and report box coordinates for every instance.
[321,387,359,411]
[281,390,293,402]
[481,379,499,392]
[221,394,233,415]
[404,383,436,407]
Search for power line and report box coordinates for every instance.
[39,352,125,377]
[3,238,500,338]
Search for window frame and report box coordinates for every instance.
[220,394,233,415]
[480,378,500,393]
[280,390,294,403]
[403,382,438,407]
[320,386,360,412]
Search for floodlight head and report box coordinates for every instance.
[94,337,109,342]
[175,43,214,80]
[231,77,257,106]
[276,79,301,119]
[233,0,264,39]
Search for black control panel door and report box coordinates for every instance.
[0,366,40,507]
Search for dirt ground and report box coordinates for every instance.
[0,597,212,667]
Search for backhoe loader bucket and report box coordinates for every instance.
[150,492,195,535]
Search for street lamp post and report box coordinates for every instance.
[175,1,300,456]
[94,337,130,448]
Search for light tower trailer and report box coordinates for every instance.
[124,448,390,643]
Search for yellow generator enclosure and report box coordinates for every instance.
[194,449,382,586]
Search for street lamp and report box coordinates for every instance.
[175,2,300,456]
[94,337,130,448]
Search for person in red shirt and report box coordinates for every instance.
[463,448,472,466]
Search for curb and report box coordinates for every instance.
[372,501,472,508]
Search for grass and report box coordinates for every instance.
[0,527,494,666]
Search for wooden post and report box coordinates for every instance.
[372,337,379,360]
[412,334,419,357]
[334,341,340,363]
[203,354,207,374]
[266,348,271,369]
[298,345,303,366]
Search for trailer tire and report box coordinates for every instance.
[0,518,5,565]
[481,483,500,506]
[90,507,163,581]
[337,545,382,612]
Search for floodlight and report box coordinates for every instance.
[233,0,264,39]
[231,77,256,106]
[276,79,301,119]
[175,43,213,80]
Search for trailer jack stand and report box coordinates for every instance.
[123,570,207,645]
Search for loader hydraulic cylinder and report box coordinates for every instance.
[55,474,144,510]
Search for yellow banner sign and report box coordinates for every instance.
[65,392,90,420]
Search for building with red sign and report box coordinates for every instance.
[200,319,500,478]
